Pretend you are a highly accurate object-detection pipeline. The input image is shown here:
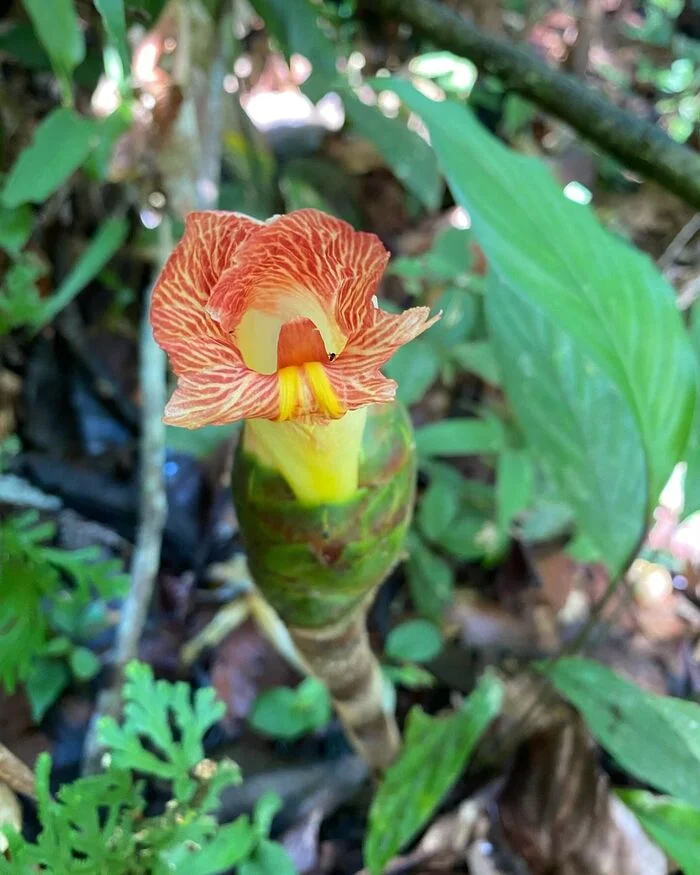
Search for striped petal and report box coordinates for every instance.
[206,209,389,349]
[150,211,260,375]
[163,364,279,428]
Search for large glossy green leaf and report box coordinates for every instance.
[617,791,700,875]
[384,80,696,570]
[542,658,700,807]
[488,278,646,571]
[21,0,84,99]
[1,109,99,208]
[248,0,441,208]
[364,674,503,875]
[682,302,700,518]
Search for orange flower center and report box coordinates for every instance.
[234,305,347,421]
[277,318,330,368]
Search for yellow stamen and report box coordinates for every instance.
[303,362,345,419]
[278,366,302,421]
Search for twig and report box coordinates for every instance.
[658,212,700,270]
[372,0,700,210]
[0,742,36,799]
[81,221,170,775]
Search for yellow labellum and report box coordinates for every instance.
[244,407,368,504]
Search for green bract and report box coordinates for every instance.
[232,401,416,628]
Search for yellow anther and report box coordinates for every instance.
[304,362,345,419]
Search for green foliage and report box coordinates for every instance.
[0,663,295,875]
[364,674,503,875]
[541,658,700,807]
[496,449,534,532]
[0,218,128,335]
[94,0,130,85]
[33,217,129,329]
[385,620,443,664]
[20,0,85,103]
[406,533,455,622]
[0,204,33,257]
[384,79,696,575]
[617,791,700,875]
[1,108,99,207]
[415,418,504,458]
[0,253,47,334]
[248,0,441,209]
[99,662,227,805]
[250,677,332,740]
[0,511,127,707]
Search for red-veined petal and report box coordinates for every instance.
[205,209,389,343]
[150,211,260,375]
[341,305,439,373]
[164,364,279,428]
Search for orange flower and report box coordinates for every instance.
[151,208,438,502]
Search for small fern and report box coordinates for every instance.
[0,662,296,875]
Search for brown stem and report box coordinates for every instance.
[372,0,700,210]
[290,611,400,775]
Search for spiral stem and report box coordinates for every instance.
[290,610,400,775]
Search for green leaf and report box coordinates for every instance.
[496,449,534,531]
[418,477,460,541]
[383,80,696,573]
[415,417,504,457]
[428,287,476,349]
[364,674,503,875]
[436,513,493,561]
[159,817,257,875]
[451,341,501,386]
[385,340,441,406]
[33,217,128,329]
[682,302,700,518]
[238,839,297,875]
[343,93,442,210]
[0,205,32,257]
[98,661,227,803]
[406,535,455,621]
[25,658,70,721]
[0,254,46,334]
[616,791,700,875]
[425,227,473,280]
[386,620,443,664]
[383,663,435,690]
[21,0,85,99]
[69,646,101,681]
[541,658,700,807]
[94,0,130,83]
[253,792,282,838]
[1,109,99,208]
[250,677,331,740]
[488,275,647,573]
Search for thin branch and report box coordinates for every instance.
[81,221,170,775]
[372,0,700,210]
[658,212,700,270]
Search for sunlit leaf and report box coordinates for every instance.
[364,674,503,875]
[1,109,99,207]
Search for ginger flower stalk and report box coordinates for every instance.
[151,208,438,772]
